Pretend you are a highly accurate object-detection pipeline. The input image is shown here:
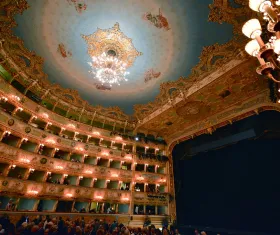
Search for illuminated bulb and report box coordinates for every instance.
[274,39,280,54]
[249,0,272,12]
[66,193,73,197]
[242,19,262,39]
[245,40,260,56]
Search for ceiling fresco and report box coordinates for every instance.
[12,0,233,114]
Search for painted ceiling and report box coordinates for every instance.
[13,0,233,114]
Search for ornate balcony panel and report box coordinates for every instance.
[0,110,133,162]
[0,142,133,181]
[0,76,165,150]
[134,172,167,185]
[133,192,168,206]
[0,176,131,202]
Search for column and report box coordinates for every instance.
[0,131,6,141]
[144,164,148,172]
[123,120,127,133]
[90,178,94,188]
[101,203,105,213]
[143,205,146,214]
[111,141,114,148]
[102,119,105,128]
[44,122,51,131]
[52,101,58,111]
[23,169,31,180]
[71,201,76,212]
[33,199,40,211]
[115,204,119,214]
[76,177,81,186]
[65,152,72,161]
[65,107,70,117]
[108,160,111,168]
[88,201,92,212]
[50,148,58,158]
[122,143,126,151]
[155,205,158,215]
[86,135,91,143]
[28,115,37,124]
[58,128,65,136]
[113,122,116,131]
[78,107,85,122]
[90,111,96,126]
[144,183,147,192]
[24,80,37,95]
[105,180,110,188]
[41,89,50,100]
[16,138,26,148]
[53,200,59,212]
[132,144,136,154]
[2,166,10,177]
[43,172,50,182]
[11,107,22,116]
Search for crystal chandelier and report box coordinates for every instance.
[88,52,129,86]
[243,0,280,83]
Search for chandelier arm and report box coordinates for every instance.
[267,73,280,83]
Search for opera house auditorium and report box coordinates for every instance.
[0,0,280,234]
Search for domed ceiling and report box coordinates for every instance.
[13,0,233,114]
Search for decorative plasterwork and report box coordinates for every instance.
[82,23,142,68]
[0,1,131,123]
[168,93,278,154]
[137,59,269,141]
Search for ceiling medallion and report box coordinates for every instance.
[82,23,142,86]
[82,23,142,68]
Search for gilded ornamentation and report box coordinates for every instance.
[8,118,14,126]
[143,9,170,31]
[82,23,142,68]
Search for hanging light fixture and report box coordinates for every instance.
[243,0,280,83]
[88,52,129,86]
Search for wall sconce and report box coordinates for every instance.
[10,164,16,170]
[66,193,73,197]
[17,107,23,112]
[68,123,75,129]
[4,131,11,136]
[95,195,103,199]
[94,178,97,181]
[55,166,63,170]
[28,190,38,195]
[11,95,20,101]
[22,138,28,142]
[54,148,59,152]
[122,197,129,201]
[1,96,8,102]
[93,131,100,135]
[79,176,83,180]
[47,172,51,175]
[145,146,149,149]
[115,136,122,141]
[47,122,52,126]
[85,170,92,174]
[101,152,108,156]
[106,179,110,182]
[29,168,35,173]
[61,127,65,131]
[42,113,49,119]
[111,174,118,177]
[20,158,30,163]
